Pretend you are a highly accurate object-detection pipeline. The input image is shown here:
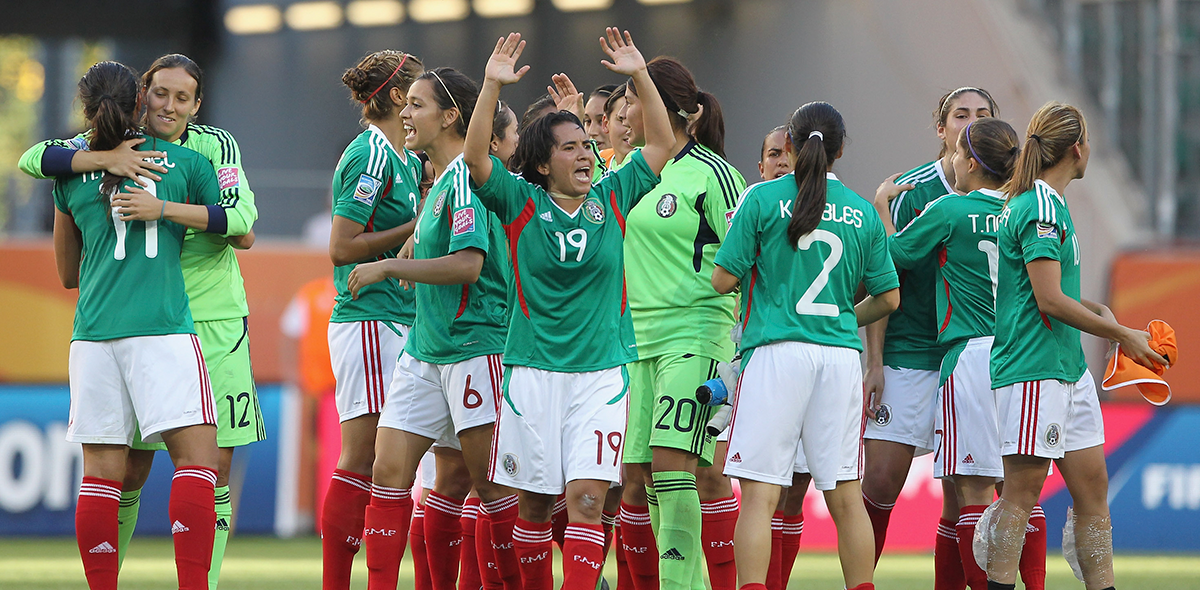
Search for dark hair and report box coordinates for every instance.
[512,111,584,191]
[760,124,787,161]
[342,50,424,122]
[933,87,998,157]
[629,57,726,157]
[1005,102,1087,198]
[416,67,479,138]
[519,94,556,134]
[590,84,618,101]
[142,53,204,102]
[786,101,845,246]
[959,118,1019,185]
[603,83,627,117]
[492,100,515,141]
[80,61,143,194]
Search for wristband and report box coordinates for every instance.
[159,199,166,221]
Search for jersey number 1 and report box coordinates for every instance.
[110,177,159,260]
[795,229,843,317]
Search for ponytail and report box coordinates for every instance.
[77,61,141,195]
[959,118,1020,185]
[692,91,726,158]
[1004,102,1087,199]
[639,57,727,157]
[786,101,845,246]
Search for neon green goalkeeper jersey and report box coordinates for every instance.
[330,125,422,325]
[624,141,742,360]
[472,151,661,372]
[18,123,258,322]
[52,138,221,340]
[715,173,898,352]
[991,180,1087,389]
[405,155,510,364]
[885,160,956,370]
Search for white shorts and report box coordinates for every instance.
[328,320,408,422]
[935,337,1003,479]
[379,352,502,443]
[419,450,437,491]
[863,366,939,454]
[724,342,865,491]
[996,371,1104,460]
[67,334,217,445]
[490,366,629,495]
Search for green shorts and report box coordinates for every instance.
[131,317,264,450]
[623,353,719,466]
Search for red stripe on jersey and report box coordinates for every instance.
[939,279,953,333]
[1039,311,1052,330]
[742,252,761,330]
[938,245,948,267]
[503,199,538,318]
[456,285,470,319]
[608,191,626,235]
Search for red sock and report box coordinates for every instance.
[766,512,783,590]
[780,514,804,589]
[412,503,432,590]
[934,517,966,590]
[483,495,522,590]
[863,493,894,564]
[619,502,658,590]
[363,484,413,590]
[550,495,568,549]
[739,585,769,590]
[76,476,121,590]
[475,507,503,590]
[563,523,606,589]
[848,584,876,590]
[513,518,553,590]
[701,497,738,590]
[171,467,217,590]
[615,523,633,590]
[460,498,481,590]
[322,470,371,590]
[424,491,464,590]
[1019,505,1047,590]
[956,506,988,589]
[602,510,618,553]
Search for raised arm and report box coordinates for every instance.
[599,28,672,175]
[465,33,530,188]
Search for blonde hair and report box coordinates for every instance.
[1004,102,1087,199]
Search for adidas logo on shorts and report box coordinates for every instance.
[962,454,975,464]
[660,547,685,561]
[729,453,742,463]
[89,542,116,554]
[171,520,190,534]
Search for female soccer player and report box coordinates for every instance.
[585,84,618,151]
[341,66,523,590]
[19,53,258,589]
[978,102,1165,590]
[714,101,899,590]
[322,49,425,590]
[603,84,634,170]
[55,60,224,590]
[862,87,998,582]
[619,55,745,590]
[879,118,1047,590]
[462,29,674,590]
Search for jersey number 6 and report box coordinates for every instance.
[795,229,843,317]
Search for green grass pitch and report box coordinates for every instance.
[2,536,1200,589]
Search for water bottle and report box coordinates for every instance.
[695,376,730,406]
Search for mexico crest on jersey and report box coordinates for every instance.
[656,194,678,218]
[583,198,605,224]
[432,189,447,217]
[1045,423,1061,447]
[354,174,382,205]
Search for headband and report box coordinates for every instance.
[428,70,461,115]
[965,121,1001,176]
[940,86,987,112]
[362,53,408,104]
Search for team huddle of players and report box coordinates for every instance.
[27,21,1169,590]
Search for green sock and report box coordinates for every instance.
[651,471,702,590]
[209,486,232,590]
[645,485,660,537]
[116,489,141,570]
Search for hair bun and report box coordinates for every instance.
[341,67,372,98]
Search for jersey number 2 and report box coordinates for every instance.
[110,177,159,260]
[795,229,843,317]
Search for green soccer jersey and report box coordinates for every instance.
[990,180,1087,389]
[405,154,510,364]
[330,125,422,325]
[52,138,221,340]
[18,123,258,322]
[625,141,743,360]
[889,188,1006,347]
[715,173,899,352]
[472,150,661,372]
[885,160,956,370]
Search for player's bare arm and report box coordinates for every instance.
[53,210,82,290]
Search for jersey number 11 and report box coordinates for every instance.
[109,177,159,261]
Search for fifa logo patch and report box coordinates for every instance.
[354,174,382,205]
[217,167,240,190]
[502,453,520,476]
[584,198,605,224]
[656,194,677,218]
[452,208,475,236]
[1045,423,1061,446]
[1036,222,1058,240]
[875,404,892,426]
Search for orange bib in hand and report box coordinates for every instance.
[1102,319,1177,405]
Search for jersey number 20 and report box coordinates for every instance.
[110,177,159,261]
[795,229,843,317]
